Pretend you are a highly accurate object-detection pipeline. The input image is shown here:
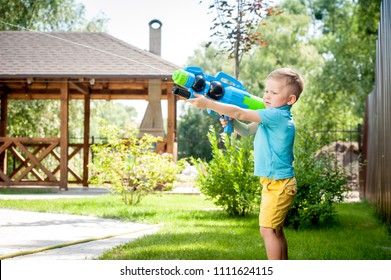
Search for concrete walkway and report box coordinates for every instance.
[0,186,199,260]
[0,184,201,201]
[0,209,161,260]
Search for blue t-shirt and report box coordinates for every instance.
[254,105,295,179]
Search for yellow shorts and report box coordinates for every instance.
[259,177,297,232]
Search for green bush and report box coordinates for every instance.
[89,121,182,205]
[192,125,349,224]
[286,131,350,228]
[192,126,261,216]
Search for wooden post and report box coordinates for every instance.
[82,88,91,187]
[60,80,69,190]
[166,82,177,159]
[0,94,7,136]
[0,93,7,176]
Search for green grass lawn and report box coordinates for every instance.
[0,193,390,260]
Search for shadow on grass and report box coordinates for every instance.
[100,207,264,260]
[100,228,264,260]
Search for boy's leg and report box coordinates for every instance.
[260,227,289,260]
[259,177,296,260]
[260,227,282,260]
[277,228,288,260]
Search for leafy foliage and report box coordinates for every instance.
[89,121,183,205]
[192,126,261,216]
[186,42,235,76]
[240,0,320,98]
[90,100,138,141]
[177,103,223,161]
[7,99,138,141]
[0,0,108,31]
[286,129,350,228]
[203,0,282,78]
[300,0,380,127]
[190,0,379,132]
[7,100,60,137]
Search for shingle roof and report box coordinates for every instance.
[0,31,179,79]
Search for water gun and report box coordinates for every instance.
[171,66,266,133]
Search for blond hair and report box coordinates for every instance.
[267,68,304,100]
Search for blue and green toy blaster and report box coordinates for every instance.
[171,66,265,133]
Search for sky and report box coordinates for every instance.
[78,0,213,66]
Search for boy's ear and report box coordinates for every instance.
[287,95,297,105]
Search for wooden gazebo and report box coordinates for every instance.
[0,28,180,190]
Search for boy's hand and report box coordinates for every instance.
[184,93,210,109]
[220,117,228,128]
[220,116,233,128]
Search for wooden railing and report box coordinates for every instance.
[0,137,84,186]
[0,136,169,188]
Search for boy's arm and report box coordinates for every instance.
[220,118,258,137]
[186,93,262,123]
[232,119,258,137]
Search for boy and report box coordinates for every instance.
[185,68,304,260]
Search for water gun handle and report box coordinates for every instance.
[223,116,234,133]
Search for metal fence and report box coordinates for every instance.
[314,125,362,195]
[363,0,391,224]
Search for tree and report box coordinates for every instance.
[204,0,282,78]
[65,100,138,143]
[0,0,108,31]
[239,0,321,98]
[90,100,138,141]
[186,41,235,76]
[7,100,60,137]
[177,103,221,161]
[237,0,379,129]
[302,0,380,127]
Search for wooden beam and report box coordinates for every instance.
[83,89,91,187]
[13,141,58,182]
[60,79,69,190]
[0,137,60,142]
[69,82,88,95]
[0,93,7,137]
[0,139,13,156]
[0,168,11,183]
[1,78,174,101]
[6,92,158,100]
[0,93,7,176]
[166,82,177,158]
[9,145,45,180]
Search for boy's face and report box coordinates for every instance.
[263,78,297,108]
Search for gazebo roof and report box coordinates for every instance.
[0,30,179,189]
[0,31,178,79]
